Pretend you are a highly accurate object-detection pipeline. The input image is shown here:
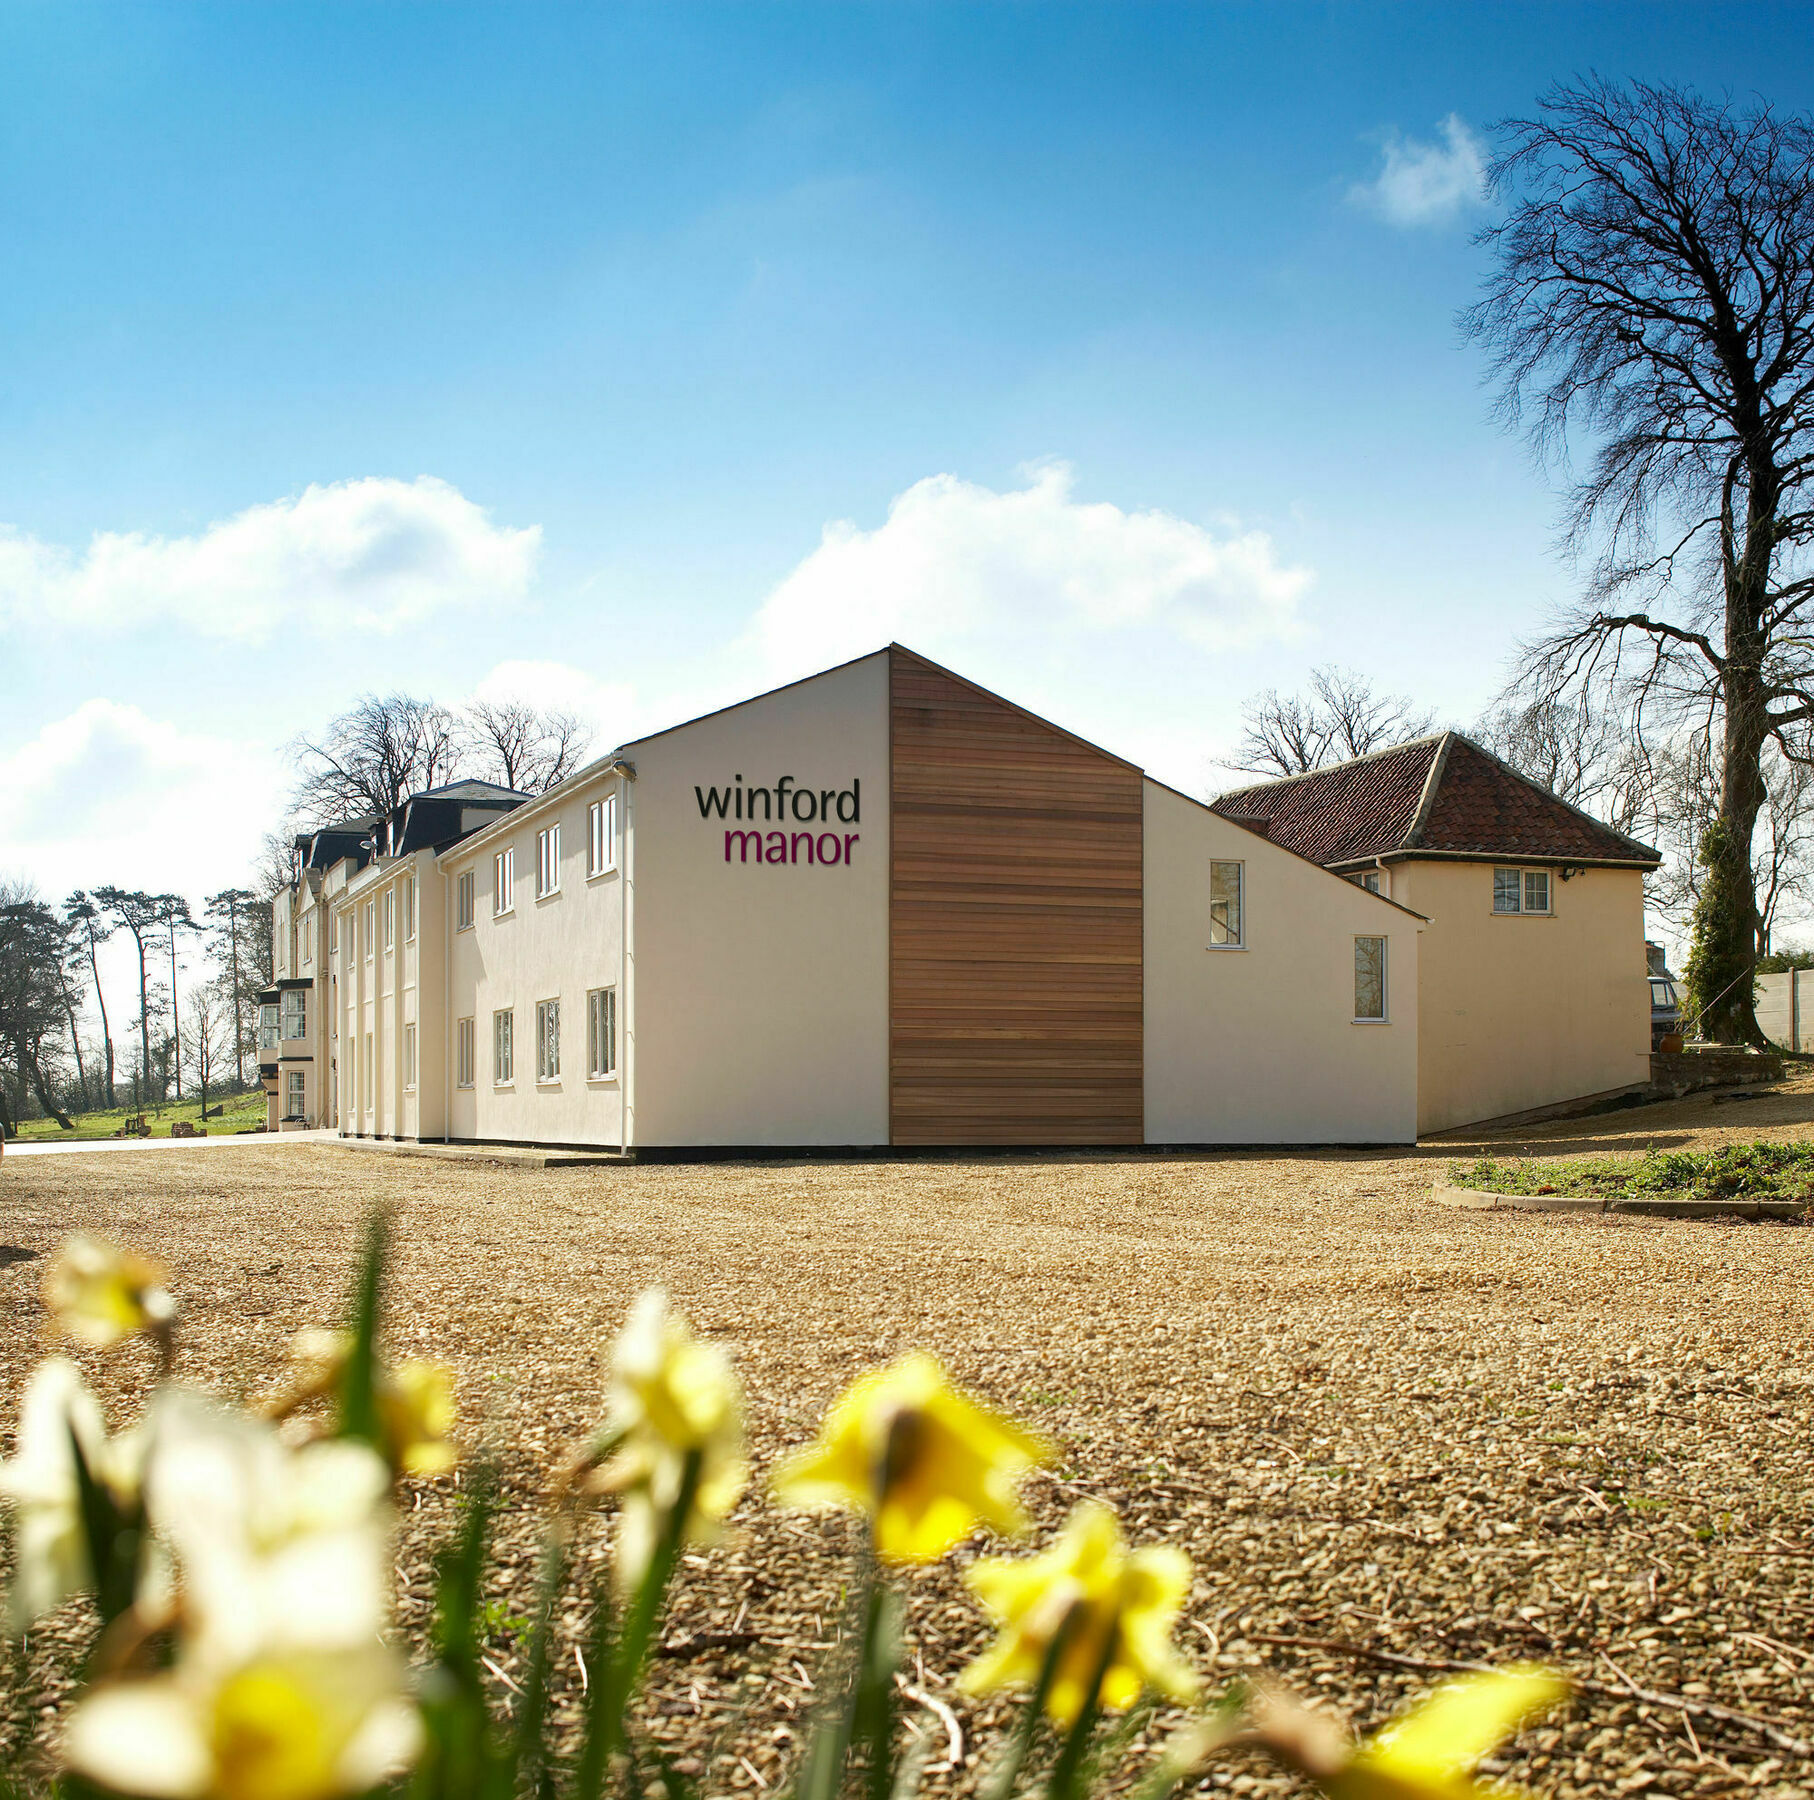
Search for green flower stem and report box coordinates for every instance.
[1045,1612,1123,1800]
[495,1525,569,1800]
[981,1604,1082,1800]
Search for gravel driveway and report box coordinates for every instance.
[2,1081,1810,1798]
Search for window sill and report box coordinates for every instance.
[586,1073,619,1085]
[456,923,475,934]
[1351,1018,1391,1026]
[1205,944,1247,953]
[493,907,515,920]
[456,1082,475,1091]
[537,1077,562,1087]
[586,867,619,883]
[536,889,562,904]
[493,1082,515,1090]
[1492,911,1553,919]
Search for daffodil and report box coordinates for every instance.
[960,1500,1199,1724]
[63,1645,421,1800]
[585,1290,748,1586]
[772,1352,1049,1564]
[43,1233,176,1349]
[0,1357,146,1630]
[282,1328,459,1478]
[145,1389,392,1663]
[1330,1666,1569,1800]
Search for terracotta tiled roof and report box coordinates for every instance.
[1213,733,1660,869]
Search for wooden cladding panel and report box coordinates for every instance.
[890,649,1144,1145]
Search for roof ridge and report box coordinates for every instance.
[1402,731,1455,849]
[1214,732,1446,801]
[1440,733,1661,863]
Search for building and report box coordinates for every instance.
[1213,733,1661,1133]
[258,782,531,1131]
[264,647,1425,1149]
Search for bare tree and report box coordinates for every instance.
[205,887,258,1086]
[181,978,235,1123]
[94,886,162,1102]
[1472,695,1653,834]
[289,693,460,825]
[1465,78,1814,1041]
[460,698,591,793]
[64,892,115,1107]
[1230,666,1437,778]
[156,894,199,1100]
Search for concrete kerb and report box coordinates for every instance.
[327,1138,624,1170]
[1432,1165,1809,1221]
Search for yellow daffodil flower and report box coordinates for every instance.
[1333,1666,1569,1800]
[146,1389,393,1664]
[44,1233,176,1348]
[586,1290,748,1587]
[960,1500,1199,1723]
[284,1328,459,1478]
[772,1352,1049,1564]
[0,1357,146,1630]
[63,1645,421,1800]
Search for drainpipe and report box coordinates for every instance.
[441,855,453,1142]
[619,766,634,1158]
[1373,856,1391,896]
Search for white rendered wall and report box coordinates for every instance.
[1142,781,1420,1145]
[624,653,891,1147]
[441,779,627,1147]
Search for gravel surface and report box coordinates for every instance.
[2,1078,1811,1799]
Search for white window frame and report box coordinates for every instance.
[403,1023,417,1092]
[455,1017,475,1088]
[1354,935,1388,1023]
[1493,867,1553,916]
[286,1070,306,1120]
[456,870,475,932]
[494,848,515,917]
[281,990,306,1041]
[536,998,560,1082]
[537,824,562,899]
[1208,859,1244,949]
[493,1008,514,1086]
[362,1031,374,1109]
[382,888,395,952]
[403,875,417,943]
[587,987,617,1080]
[363,900,375,961]
[588,794,618,878]
[1356,871,1382,895]
[329,913,338,954]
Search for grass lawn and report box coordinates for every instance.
[8,1087,267,1143]
[3,1098,1811,1800]
[1456,1139,1814,1204]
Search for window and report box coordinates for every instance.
[1208,860,1244,947]
[403,875,417,942]
[456,870,475,931]
[1355,936,1387,1021]
[1356,871,1382,894]
[363,900,375,960]
[286,1071,305,1120]
[382,889,395,951]
[259,1002,278,1051]
[363,1032,374,1109]
[589,795,618,876]
[302,930,312,967]
[587,987,617,1078]
[281,990,306,1040]
[537,825,562,898]
[536,999,560,1080]
[494,848,515,916]
[403,1023,417,1091]
[493,1009,514,1084]
[329,914,338,954]
[1493,867,1553,915]
[456,1017,475,1087]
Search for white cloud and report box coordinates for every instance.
[1350,114,1487,227]
[0,477,540,643]
[748,463,1309,681]
[0,699,281,906]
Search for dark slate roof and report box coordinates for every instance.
[413,779,533,803]
[1212,732,1660,869]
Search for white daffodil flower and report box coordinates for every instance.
[63,1645,421,1800]
[0,1357,145,1631]
[144,1389,391,1663]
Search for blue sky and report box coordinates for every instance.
[4,1,1812,925]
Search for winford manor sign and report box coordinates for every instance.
[696,774,862,866]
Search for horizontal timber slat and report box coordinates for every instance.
[890,647,1144,1146]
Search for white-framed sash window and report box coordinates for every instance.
[587,987,617,1079]
[403,1023,417,1091]
[494,849,515,916]
[1208,860,1244,947]
[536,998,560,1080]
[404,875,417,942]
[588,794,618,877]
[286,1070,306,1120]
[1494,867,1553,915]
[1354,936,1387,1022]
[537,825,562,898]
[281,989,306,1040]
[456,1017,475,1088]
[382,888,395,951]
[493,1008,514,1084]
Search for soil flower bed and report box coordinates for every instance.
[1455,1140,1814,1206]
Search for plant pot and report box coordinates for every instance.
[1658,1033,1685,1055]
